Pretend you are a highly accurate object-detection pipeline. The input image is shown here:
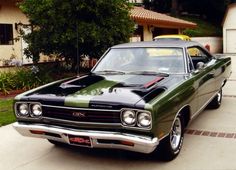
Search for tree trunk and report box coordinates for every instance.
[171,0,179,16]
[71,54,80,74]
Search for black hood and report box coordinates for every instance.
[18,74,184,109]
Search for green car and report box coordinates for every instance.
[13,40,231,161]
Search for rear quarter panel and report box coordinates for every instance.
[214,56,232,90]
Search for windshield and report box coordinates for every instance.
[93,47,185,74]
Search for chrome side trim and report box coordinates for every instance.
[13,122,159,154]
[42,105,120,112]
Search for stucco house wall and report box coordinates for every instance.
[223,3,236,53]
[0,1,29,66]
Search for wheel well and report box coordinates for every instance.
[222,79,227,87]
[179,106,191,128]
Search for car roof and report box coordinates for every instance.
[112,40,200,49]
[154,34,191,40]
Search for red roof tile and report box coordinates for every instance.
[131,7,197,29]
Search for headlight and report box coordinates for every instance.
[122,110,136,125]
[18,104,29,116]
[31,104,42,117]
[138,112,151,127]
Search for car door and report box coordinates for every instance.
[187,46,217,111]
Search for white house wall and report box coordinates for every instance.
[223,4,236,53]
[0,1,29,66]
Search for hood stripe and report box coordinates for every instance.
[64,75,137,108]
[64,79,118,108]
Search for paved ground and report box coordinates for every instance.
[1,54,236,170]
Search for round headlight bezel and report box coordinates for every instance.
[30,103,42,117]
[121,110,136,126]
[18,103,29,116]
[15,102,42,118]
[137,112,152,127]
[121,109,152,129]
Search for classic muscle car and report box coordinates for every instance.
[13,40,231,161]
[154,34,191,41]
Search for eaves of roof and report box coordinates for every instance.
[130,7,197,29]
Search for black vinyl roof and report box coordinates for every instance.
[112,40,201,49]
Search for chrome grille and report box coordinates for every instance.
[42,106,121,123]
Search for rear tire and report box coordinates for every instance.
[158,114,184,161]
[208,89,222,109]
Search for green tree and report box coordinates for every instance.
[146,0,230,24]
[19,0,134,71]
[180,0,229,23]
[143,0,170,13]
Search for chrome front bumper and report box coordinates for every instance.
[13,122,159,154]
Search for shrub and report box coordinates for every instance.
[0,66,53,94]
[0,72,15,94]
[0,63,77,95]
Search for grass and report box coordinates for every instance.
[0,98,16,127]
[180,16,222,37]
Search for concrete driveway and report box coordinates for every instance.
[1,55,236,170]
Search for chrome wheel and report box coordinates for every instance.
[158,114,184,161]
[217,90,222,104]
[170,117,182,150]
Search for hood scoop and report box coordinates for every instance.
[143,77,164,88]
[59,83,85,89]
[59,76,86,89]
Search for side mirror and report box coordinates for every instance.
[196,62,205,70]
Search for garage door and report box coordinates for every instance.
[226,29,236,53]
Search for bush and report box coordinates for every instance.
[0,66,53,94]
[0,62,78,95]
[0,72,15,94]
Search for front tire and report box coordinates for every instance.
[158,115,184,161]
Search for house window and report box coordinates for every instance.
[0,24,14,45]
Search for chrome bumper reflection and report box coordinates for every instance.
[13,122,159,154]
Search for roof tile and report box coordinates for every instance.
[131,7,197,28]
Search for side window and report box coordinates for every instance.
[187,46,212,69]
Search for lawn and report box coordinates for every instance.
[0,99,16,127]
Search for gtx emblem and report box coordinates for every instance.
[72,112,85,118]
